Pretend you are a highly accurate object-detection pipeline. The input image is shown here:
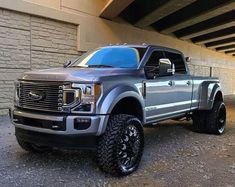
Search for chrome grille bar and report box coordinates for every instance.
[19,81,67,112]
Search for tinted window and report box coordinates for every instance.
[165,51,186,73]
[145,50,164,67]
[144,50,164,77]
[71,47,146,69]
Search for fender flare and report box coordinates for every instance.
[209,86,223,108]
[199,81,222,110]
[96,85,145,135]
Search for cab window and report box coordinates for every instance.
[145,50,164,67]
[144,50,165,78]
[165,51,186,74]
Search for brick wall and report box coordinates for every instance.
[0,8,80,115]
[188,64,235,95]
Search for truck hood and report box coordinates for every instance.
[19,67,140,82]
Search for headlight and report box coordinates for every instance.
[63,89,80,106]
[69,83,101,113]
[14,81,20,107]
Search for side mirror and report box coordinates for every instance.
[159,58,175,76]
[185,57,191,62]
[63,60,72,68]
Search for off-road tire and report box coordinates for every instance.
[97,114,144,176]
[192,110,207,133]
[16,137,52,153]
[206,101,226,135]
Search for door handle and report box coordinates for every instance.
[142,81,146,98]
[186,81,191,86]
[168,80,174,86]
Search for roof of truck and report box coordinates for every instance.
[101,44,182,54]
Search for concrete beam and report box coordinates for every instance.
[180,20,235,40]
[225,50,235,55]
[61,0,108,17]
[24,0,60,9]
[134,0,196,28]
[180,21,235,40]
[216,44,235,52]
[100,0,134,20]
[205,37,235,48]
[192,26,235,44]
[161,1,235,34]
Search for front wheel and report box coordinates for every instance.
[97,114,144,176]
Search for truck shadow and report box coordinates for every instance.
[143,121,195,150]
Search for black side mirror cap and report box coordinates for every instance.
[63,60,72,68]
[185,57,191,62]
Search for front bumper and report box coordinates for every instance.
[15,128,98,150]
[10,108,108,136]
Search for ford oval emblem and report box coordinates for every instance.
[28,91,45,101]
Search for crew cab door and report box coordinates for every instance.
[164,51,193,112]
[143,50,175,123]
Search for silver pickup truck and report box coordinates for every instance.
[10,44,226,176]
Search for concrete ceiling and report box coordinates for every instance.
[100,0,235,57]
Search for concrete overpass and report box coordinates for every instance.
[101,0,235,57]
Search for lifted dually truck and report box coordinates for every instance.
[10,44,226,176]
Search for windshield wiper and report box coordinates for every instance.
[88,65,114,68]
[68,66,86,68]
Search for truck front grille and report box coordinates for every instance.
[19,81,66,112]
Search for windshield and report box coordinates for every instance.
[70,47,146,68]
